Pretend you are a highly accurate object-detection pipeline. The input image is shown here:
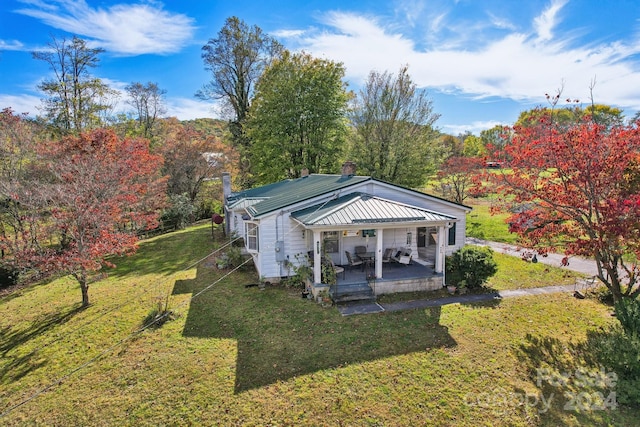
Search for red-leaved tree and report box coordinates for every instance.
[0,128,166,306]
[493,111,640,301]
[436,156,486,204]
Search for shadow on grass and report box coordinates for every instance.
[0,304,84,383]
[515,332,619,425]
[173,263,460,394]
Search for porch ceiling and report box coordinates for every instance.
[291,192,455,227]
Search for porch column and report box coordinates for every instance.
[313,230,322,283]
[375,228,383,278]
[435,225,446,273]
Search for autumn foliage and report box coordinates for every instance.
[493,111,640,301]
[436,156,486,204]
[0,127,166,306]
[157,117,238,202]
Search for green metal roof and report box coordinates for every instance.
[291,193,456,226]
[227,174,371,218]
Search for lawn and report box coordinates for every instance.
[466,198,519,244]
[1,224,636,426]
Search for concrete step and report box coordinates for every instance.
[330,283,375,303]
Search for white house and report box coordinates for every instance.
[223,162,471,300]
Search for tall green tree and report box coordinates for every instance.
[197,16,283,187]
[584,104,624,128]
[33,35,116,134]
[462,134,485,157]
[0,108,38,180]
[246,51,349,184]
[348,65,440,187]
[516,103,623,130]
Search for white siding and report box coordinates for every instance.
[256,215,279,279]
[252,212,316,281]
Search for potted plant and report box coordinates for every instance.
[457,280,468,295]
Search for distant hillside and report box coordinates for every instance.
[181,118,228,139]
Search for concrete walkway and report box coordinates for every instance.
[337,284,578,315]
[338,238,599,316]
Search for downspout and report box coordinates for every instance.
[442,222,455,286]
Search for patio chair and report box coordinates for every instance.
[391,248,412,265]
[321,255,345,280]
[354,246,367,256]
[345,250,364,271]
[382,248,395,263]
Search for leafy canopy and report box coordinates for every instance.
[247,50,349,184]
[348,65,441,187]
[0,127,167,306]
[493,109,640,301]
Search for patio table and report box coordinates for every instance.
[357,252,375,271]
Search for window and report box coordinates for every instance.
[448,223,456,246]
[246,222,259,251]
[323,231,339,253]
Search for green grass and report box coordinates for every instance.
[1,224,636,426]
[466,198,519,244]
[486,252,579,290]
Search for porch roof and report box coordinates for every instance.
[291,192,456,227]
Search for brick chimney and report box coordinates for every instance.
[300,168,309,177]
[222,172,232,202]
[341,161,356,176]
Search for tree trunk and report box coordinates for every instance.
[80,280,90,307]
[74,271,90,307]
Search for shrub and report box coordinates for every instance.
[281,255,313,289]
[161,193,196,230]
[446,245,497,289]
[0,265,19,288]
[589,325,640,406]
[216,246,246,270]
[615,298,640,338]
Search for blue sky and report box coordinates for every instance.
[2,0,640,134]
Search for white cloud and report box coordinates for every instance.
[0,40,26,51]
[165,98,222,121]
[394,0,426,27]
[487,12,516,31]
[15,0,196,55]
[442,120,506,136]
[0,93,42,116]
[1,91,222,123]
[299,12,417,81]
[288,6,640,114]
[272,29,306,39]
[533,0,568,42]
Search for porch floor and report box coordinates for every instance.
[336,260,437,286]
[329,260,443,303]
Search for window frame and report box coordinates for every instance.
[448,223,456,246]
[246,222,259,252]
[323,231,339,254]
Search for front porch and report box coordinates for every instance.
[327,260,444,303]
